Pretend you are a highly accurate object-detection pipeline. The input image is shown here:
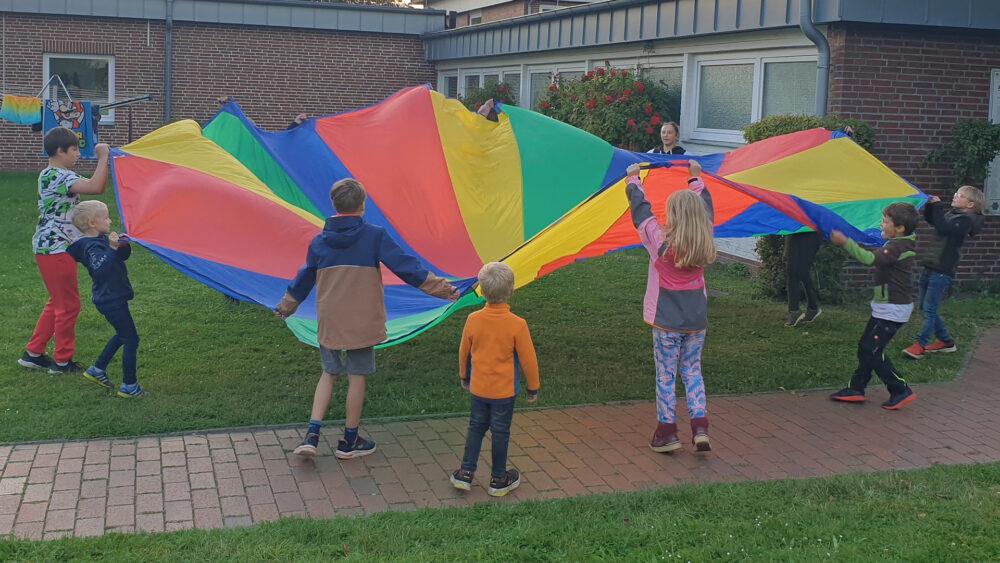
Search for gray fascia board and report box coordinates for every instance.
[2,0,445,34]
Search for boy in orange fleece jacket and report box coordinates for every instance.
[450,262,540,497]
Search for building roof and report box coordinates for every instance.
[423,0,1000,61]
[0,0,446,35]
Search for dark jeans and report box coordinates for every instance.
[460,396,514,478]
[785,231,822,312]
[850,317,907,395]
[95,301,139,385]
[917,270,953,346]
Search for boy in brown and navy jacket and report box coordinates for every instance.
[277,179,458,460]
[828,202,920,410]
[450,262,539,497]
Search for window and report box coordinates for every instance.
[484,74,500,88]
[465,74,481,94]
[43,54,115,124]
[444,75,459,98]
[469,10,482,25]
[697,63,753,131]
[642,66,683,122]
[538,3,561,12]
[503,72,521,105]
[987,69,1000,215]
[557,70,585,83]
[762,61,817,118]
[529,71,553,109]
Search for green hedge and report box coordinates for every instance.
[742,114,876,303]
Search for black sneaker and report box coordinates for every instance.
[48,360,83,375]
[882,387,917,411]
[18,351,53,370]
[488,469,520,497]
[450,468,474,491]
[785,311,805,327]
[802,308,822,323]
[829,388,866,403]
[293,432,320,458]
[334,436,376,460]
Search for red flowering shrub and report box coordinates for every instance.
[537,62,681,150]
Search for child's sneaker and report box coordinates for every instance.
[450,468,474,491]
[334,436,376,460]
[48,360,83,375]
[902,342,926,360]
[830,388,866,403]
[17,351,53,370]
[882,387,917,410]
[293,433,320,458]
[925,339,957,353]
[650,422,681,453]
[116,383,145,398]
[83,366,113,389]
[785,311,805,327]
[488,469,520,497]
[802,308,822,323]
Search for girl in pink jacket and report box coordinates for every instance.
[625,161,716,454]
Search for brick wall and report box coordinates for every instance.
[828,22,1000,286]
[0,12,436,171]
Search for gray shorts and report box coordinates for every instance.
[320,346,375,376]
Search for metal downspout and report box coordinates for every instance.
[799,0,829,117]
[163,0,174,122]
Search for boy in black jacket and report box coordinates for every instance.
[68,200,144,398]
[903,186,986,360]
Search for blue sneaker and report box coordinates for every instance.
[335,436,376,460]
[293,433,320,458]
[117,383,146,398]
[83,366,113,389]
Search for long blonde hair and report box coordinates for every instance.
[662,190,716,269]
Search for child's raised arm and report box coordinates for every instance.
[69,144,110,195]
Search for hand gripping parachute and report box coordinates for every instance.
[110,85,925,348]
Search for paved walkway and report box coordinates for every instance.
[2,329,999,540]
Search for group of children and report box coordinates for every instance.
[19,125,987,497]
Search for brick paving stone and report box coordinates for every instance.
[136,493,163,514]
[74,516,104,537]
[108,469,135,488]
[106,504,134,528]
[44,508,75,531]
[78,497,106,519]
[220,496,250,517]
[165,520,194,532]
[80,479,107,499]
[250,502,280,523]
[15,501,47,523]
[192,490,221,509]
[165,500,194,522]
[56,457,84,474]
[189,472,216,490]
[22,483,52,503]
[164,481,191,502]
[245,485,274,506]
[136,512,164,533]
[47,490,77,511]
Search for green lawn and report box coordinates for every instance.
[1,462,999,560]
[2,171,998,443]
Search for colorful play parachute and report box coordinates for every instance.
[110,85,925,348]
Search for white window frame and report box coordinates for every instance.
[526,63,585,109]
[468,10,482,25]
[439,71,459,99]
[43,53,116,125]
[986,68,1000,215]
[453,67,526,106]
[688,52,817,145]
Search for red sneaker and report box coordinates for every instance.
[902,342,925,360]
[924,340,957,353]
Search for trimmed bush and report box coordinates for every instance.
[924,119,1000,185]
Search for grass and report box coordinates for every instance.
[2,170,999,443]
[2,462,999,560]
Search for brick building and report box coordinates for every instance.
[2,0,999,282]
[418,0,595,28]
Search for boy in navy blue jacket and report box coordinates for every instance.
[68,200,144,398]
[277,179,459,460]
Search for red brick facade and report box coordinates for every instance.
[828,22,1000,285]
[0,12,435,171]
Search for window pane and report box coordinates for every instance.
[697,64,753,130]
[642,66,683,121]
[48,57,112,118]
[465,74,481,94]
[763,61,817,117]
[445,76,458,98]
[529,71,551,108]
[484,74,500,87]
[503,72,521,105]
[557,70,584,83]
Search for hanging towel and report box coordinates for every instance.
[42,100,98,159]
[0,94,43,125]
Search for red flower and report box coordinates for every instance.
[634,81,646,94]
[623,89,633,97]
[585,98,598,110]
[540,101,552,110]
[644,103,654,116]
[596,67,606,76]
[498,84,508,93]
[650,114,662,126]
[645,126,654,135]
[610,68,618,77]
[604,95,614,105]
[622,69,630,78]
[627,118,637,129]
[548,83,558,92]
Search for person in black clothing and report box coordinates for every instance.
[648,122,686,155]
[902,186,986,359]
[784,231,823,326]
[67,200,144,398]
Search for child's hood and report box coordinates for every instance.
[321,216,365,249]
[945,207,985,237]
[67,234,109,260]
